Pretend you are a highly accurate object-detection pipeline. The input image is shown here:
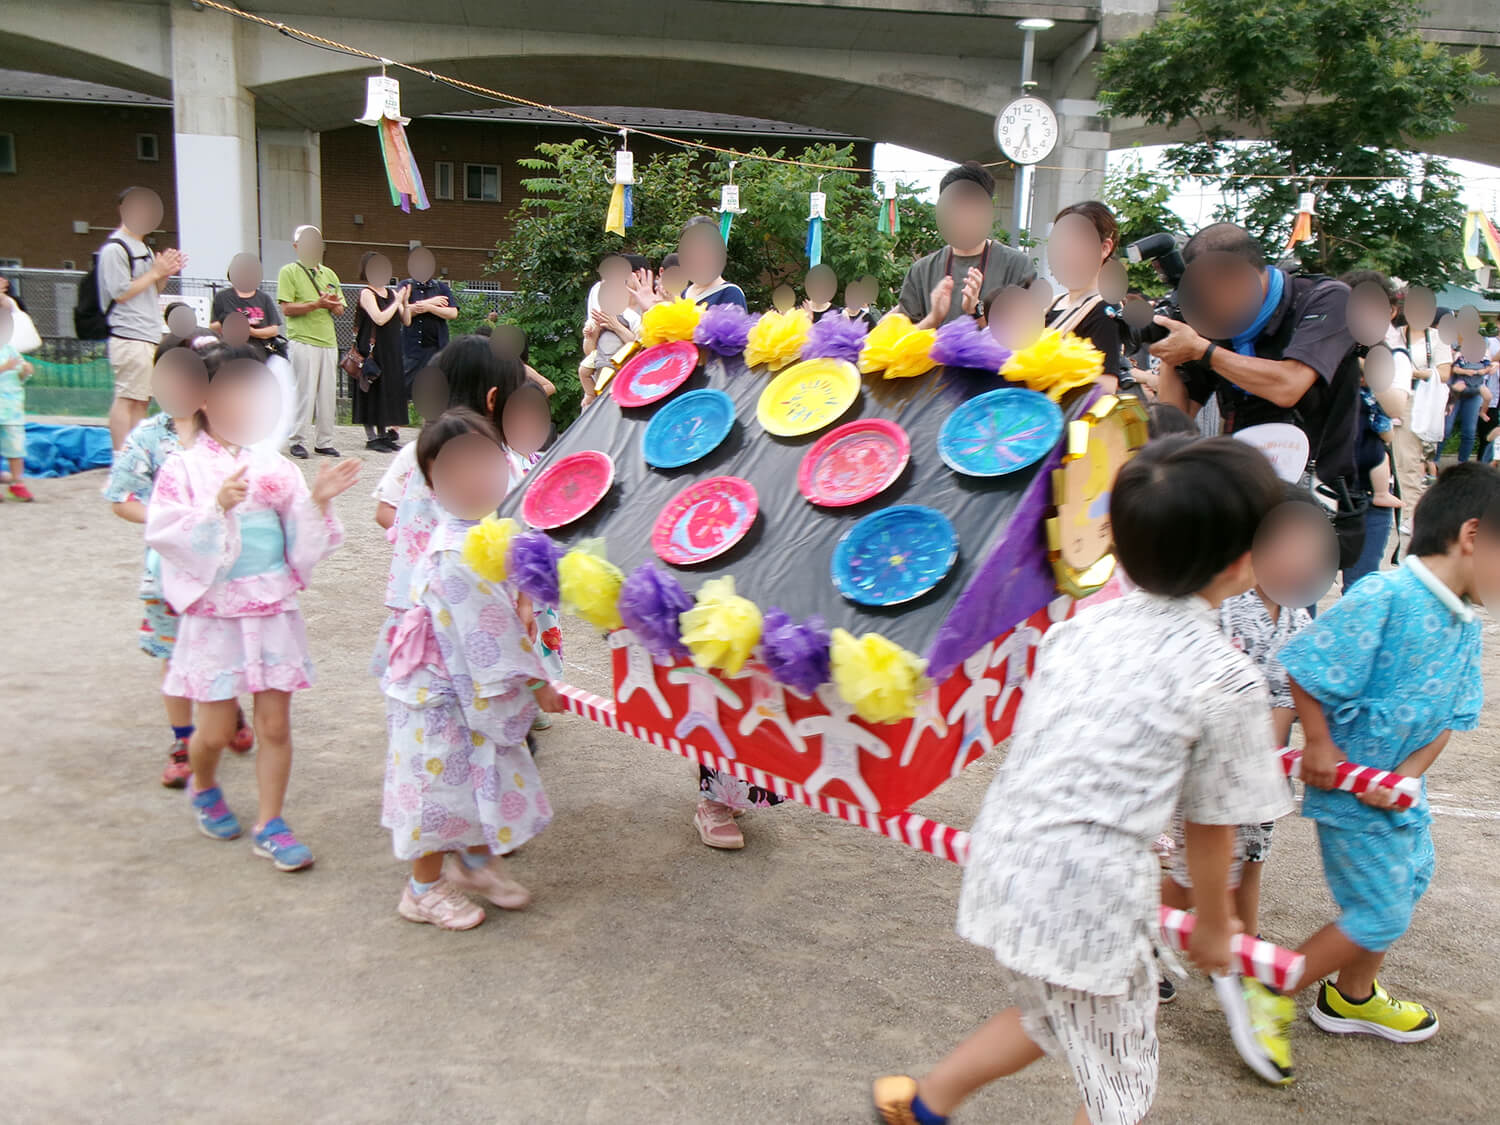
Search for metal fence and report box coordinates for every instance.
[3,267,515,415]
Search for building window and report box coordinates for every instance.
[0,134,15,174]
[433,161,454,201]
[136,133,159,162]
[464,163,500,202]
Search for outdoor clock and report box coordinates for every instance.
[995,96,1059,166]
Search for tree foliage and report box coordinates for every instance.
[486,139,938,425]
[1096,0,1493,285]
[1101,154,1189,295]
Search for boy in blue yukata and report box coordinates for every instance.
[1229,462,1500,1086]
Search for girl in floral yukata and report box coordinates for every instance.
[381,408,564,931]
[146,340,362,871]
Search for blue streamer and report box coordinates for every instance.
[623,184,634,228]
[805,215,823,267]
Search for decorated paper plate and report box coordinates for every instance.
[832,505,958,606]
[612,340,700,408]
[520,450,615,529]
[756,357,861,437]
[797,418,910,508]
[937,388,1064,477]
[652,476,759,566]
[642,389,736,469]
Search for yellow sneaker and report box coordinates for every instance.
[1309,979,1439,1043]
[1216,974,1295,1086]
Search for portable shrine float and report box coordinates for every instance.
[471,301,1303,992]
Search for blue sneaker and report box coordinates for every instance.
[191,785,242,841]
[252,817,314,872]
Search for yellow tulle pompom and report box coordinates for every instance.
[858,313,937,379]
[830,628,930,724]
[640,298,703,346]
[558,538,624,630]
[744,308,813,370]
[678,576,763,676]
[461,516,518,583]
[1001,329,1104,401]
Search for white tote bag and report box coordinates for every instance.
[1410,372,1450,445]
[9,308,41,353]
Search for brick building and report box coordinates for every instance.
[0,70,870,285]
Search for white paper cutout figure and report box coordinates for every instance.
[666,665,743,759]
[988,596,1072,721]
[898,685,950,767]
[727,664,807,753]
[793,685,892,812]
[608,629,671,719]
[945,643,999,777]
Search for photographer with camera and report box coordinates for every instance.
[1148,223,1364,563]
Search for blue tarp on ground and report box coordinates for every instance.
[23,422,113,479]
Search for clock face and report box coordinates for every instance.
[995,96,1058,165]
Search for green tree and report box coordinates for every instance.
[487,139,937,426]
[1101,153,1189,295]
[1096,0,1493,285]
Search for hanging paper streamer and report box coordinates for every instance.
[806,187,826,267]
[717,163,745,241]
[1462,208,1500,271]
[357,75,428,213]
[606,144,634,237]
[877,180,900,236]
[1284,191,1315,251]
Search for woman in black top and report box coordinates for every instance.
[1043,200,1125,393]
[351,251,409,451]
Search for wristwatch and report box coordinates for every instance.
[1201,341,1218,367]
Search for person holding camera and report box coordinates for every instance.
[1150,223,1363,560]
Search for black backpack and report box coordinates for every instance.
[75,237,149,339]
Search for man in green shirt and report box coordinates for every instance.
[276,225,346,457]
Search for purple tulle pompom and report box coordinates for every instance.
[931,317,1011,372]
[618,562,694,661]
[802,313,869,364]
[760,608,831,697]
[508,531,562,607]
[694,304,755,357]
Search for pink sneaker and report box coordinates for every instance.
[444,853,531,910]
[229,706,254,754]
[694,800,745,850]
[161,738,191,789]
[397,878,485,930]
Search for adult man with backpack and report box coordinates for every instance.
[86,188,185,449]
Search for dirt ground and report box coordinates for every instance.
[2,425,1498,1125]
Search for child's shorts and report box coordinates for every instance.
[1007,951,1159,1125]
[1318,820,1434,953]
[139,596,179,659]
[1167,817,1275,891]
[0,423,23,461]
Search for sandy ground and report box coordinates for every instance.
[2,425,1499,1125]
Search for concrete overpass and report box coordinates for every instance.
[1,0,1494,271]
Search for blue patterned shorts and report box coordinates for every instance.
[139,596,179,659]
[1318,821,1434,953]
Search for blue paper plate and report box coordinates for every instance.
[937,388,1064,477]
[832,505,958,606]
[642,389,736,469]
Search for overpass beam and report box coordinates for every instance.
[170,2,257,274]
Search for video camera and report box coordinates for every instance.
[1123,233,1187,346]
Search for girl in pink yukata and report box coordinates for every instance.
[146,341,362,871]
[381,408,564,931]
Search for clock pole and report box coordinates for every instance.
[1010,17,1053,248]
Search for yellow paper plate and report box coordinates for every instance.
[756,358,861,437]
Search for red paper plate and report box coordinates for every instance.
[797,418,910,508]
[652,476,759,566]
[520,451,615,529]
[611,340,700,408]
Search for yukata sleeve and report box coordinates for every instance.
[143,453,238,613]
[1181,665,1292,827]
[1276,577,1393,712]
[271,460,345,584]
[102,424,155,502]
[1450,631,1484,733]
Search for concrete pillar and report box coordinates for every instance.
[169,1,257,277]
[257,129,322,273]
[1026,97,1111,245]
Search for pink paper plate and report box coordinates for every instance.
[652,476,759,566]
[611,340,700,408]
[520,450,615,529]
[797,418,910,508]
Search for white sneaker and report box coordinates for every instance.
[397,877,485,930]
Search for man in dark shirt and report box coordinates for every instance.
[1150,222,1360,486]
[401,247,457,389]
[896,162,1033,328]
